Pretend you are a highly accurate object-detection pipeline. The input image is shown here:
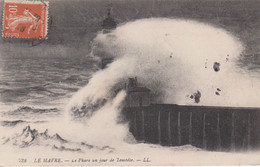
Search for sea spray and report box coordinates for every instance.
[60,18,260,155]
[68,18,259,113]
[82,90,132,146]
[60,90,132,147]
[1,90,131,150]
[66,57,136,118]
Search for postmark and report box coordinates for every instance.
[2,0,48,39]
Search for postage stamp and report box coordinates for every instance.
[2,0,48,39]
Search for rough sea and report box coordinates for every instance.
[0,18,260,166]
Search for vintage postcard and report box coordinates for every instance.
[0,0,259,166]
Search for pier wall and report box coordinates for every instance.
[122,104,260,151]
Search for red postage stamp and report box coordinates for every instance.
[2,0,48,39]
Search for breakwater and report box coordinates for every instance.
[122,104,260,151]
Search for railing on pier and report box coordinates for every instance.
[122,104,260,151]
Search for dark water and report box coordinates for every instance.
[0,44,100,151]
[0,48,97,109]
[0,0,259,152]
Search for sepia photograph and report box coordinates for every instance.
[0,0,259,166]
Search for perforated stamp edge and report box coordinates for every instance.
[2,0,49,39]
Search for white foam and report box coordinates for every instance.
[69,18,260,109]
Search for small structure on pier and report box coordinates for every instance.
[126,77,151,107]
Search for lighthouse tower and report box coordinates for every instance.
[102,8,117,33]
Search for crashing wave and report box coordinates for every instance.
[3,125,67,148]
[2,125,116,153]
[69,18,260,109]
[70,98,107,119]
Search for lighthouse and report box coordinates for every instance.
[102,8,117,33]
